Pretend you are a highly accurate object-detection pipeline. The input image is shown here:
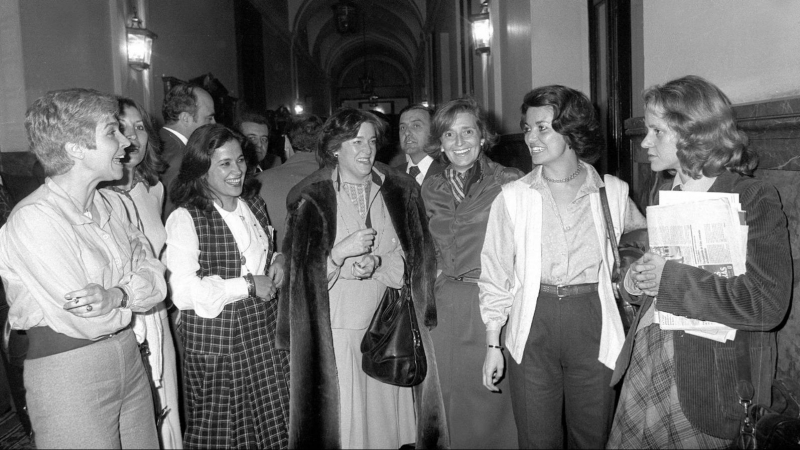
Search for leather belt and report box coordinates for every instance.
[540,283,598,298]
[446,275,481,284]
[95,325,130,342]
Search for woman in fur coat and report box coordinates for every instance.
[277,108,449,449]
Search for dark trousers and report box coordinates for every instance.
[508,290,614,449]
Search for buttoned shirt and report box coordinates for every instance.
[164,199,274,318]
[479,165,645,368]
[0,178,167,340]
[404,154,435,185]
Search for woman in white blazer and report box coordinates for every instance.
[479,86,646,449]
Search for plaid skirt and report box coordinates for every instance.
[607,324,729,449]
[181,297,290,449]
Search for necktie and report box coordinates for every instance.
[408,165,421,179]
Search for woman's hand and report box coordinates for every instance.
[253,275,277,300]
[268,258,285,287]
[351,255,379,280]
[331,228,376,265]
[483,348,505,392]
[63,283,122,317]
[630,251,666,297]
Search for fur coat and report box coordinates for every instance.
[277,162,450,449]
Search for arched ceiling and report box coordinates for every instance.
[290,0,426,89]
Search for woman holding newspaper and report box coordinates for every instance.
[607,76,792,448]
[478,85,646,449]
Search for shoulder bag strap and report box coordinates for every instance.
[733,332,756,449]
[599,186,621,283]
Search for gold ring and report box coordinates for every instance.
[86,304,93,312]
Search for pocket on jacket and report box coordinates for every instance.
[713,346,742,421]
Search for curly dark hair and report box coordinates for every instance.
[520,85,603,164]
[117,97,165,186]
[643,75,754,179]
[317,108,386,168]
[162,83,204,125]
[171,124,260,212]
[287,114,324,153]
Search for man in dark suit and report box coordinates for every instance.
[236,111,282,172]
[394,104,444,185]
[160,84,215,219]
[256,114,322,251]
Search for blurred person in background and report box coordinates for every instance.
[394,104,445,185]
[236,111,281,172]
[256,113,322,251]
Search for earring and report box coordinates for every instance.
[334,152,339,158]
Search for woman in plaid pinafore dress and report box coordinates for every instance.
[164,124,290,449]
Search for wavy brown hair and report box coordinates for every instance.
[643,75,755,178]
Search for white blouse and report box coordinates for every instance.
[164,199,273,318]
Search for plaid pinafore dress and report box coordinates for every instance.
[180,197,290,449]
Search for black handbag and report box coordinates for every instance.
[599,187,648,334]
[360,262,427,387]
[731,334,800,449]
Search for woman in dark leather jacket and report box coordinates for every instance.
[421,97,522,449]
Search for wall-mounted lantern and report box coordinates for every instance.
[127,8,157,71]
[332,1,358,34]
[470,1,492,54]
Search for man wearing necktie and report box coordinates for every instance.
[394,104,445,185]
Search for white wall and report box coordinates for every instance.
[487,0,590,134]
[0,0,28,153]
[643,0,800,103]
[530,0,590,95]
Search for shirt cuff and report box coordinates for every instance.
[485,318,505,332]
[230,276,249,299]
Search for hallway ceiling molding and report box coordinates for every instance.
[291,0,425,92]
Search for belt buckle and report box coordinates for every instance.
[556,285,569,298]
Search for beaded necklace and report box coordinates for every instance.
[542,163,583,183]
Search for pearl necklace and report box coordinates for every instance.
[542,163,583,183]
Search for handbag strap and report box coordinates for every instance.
[599,186,622,283]
[734,332,757,449]
[735,332,755,402]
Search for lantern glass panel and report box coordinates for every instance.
[127,29,154,70]
[471,17,492,52]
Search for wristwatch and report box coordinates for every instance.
[117,286,129,309]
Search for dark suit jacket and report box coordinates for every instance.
[655,170,791,438]
[255,152,318,252]
[393,154,446,185]
[159,127,186,220]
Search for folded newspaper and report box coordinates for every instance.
[647,191,747,343]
